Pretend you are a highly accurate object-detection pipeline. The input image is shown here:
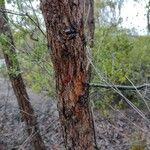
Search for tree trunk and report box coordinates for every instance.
[147,1,150,33]
[84,0,95,47]
[40,0,96,149]
[0,1,46,150]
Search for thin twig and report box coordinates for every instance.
[0,8,46,37]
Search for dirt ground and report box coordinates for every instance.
[0,78,150,150]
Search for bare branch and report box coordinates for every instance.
[89,83,150,91]
[0,8,46,37]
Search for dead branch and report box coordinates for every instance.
[89,83,150,91]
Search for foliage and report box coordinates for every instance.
[0,0,149,109]
[93,26,133,83]
[0,0,55,96]
[16,34,55,96]
[92,25,150,109]
[129,36,150,83]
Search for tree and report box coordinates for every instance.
[40,0,96,149]
[84,0,95,47]
[147,0,150,33]
[0,0,46,149]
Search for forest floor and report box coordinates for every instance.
[0,78,150,150]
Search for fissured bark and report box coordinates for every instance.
[40,0,96,149]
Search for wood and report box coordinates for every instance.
[84,0,95,47]
[0,1,46,149]
[89,83,150,91]
[40,0,96,149]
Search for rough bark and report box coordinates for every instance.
[0,1,46,150]
[40,0,96,149]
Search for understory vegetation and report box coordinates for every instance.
[0,0,150,149]
[1,24,149,110]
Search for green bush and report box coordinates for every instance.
[92,26,150,109]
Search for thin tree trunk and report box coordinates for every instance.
[0,1,46,150]
[84,0,95,47]
[147,1,150,33]
[40,0,96,149]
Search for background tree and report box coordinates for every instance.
[0,0,46,149]
[147,0,150,33]
[40,0,97,149]
[84,0,95,47]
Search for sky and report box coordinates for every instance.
[121,0,148,35]
[6,0,149,35]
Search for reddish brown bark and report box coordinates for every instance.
[40,0,96,149]
[0,1,46,150]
